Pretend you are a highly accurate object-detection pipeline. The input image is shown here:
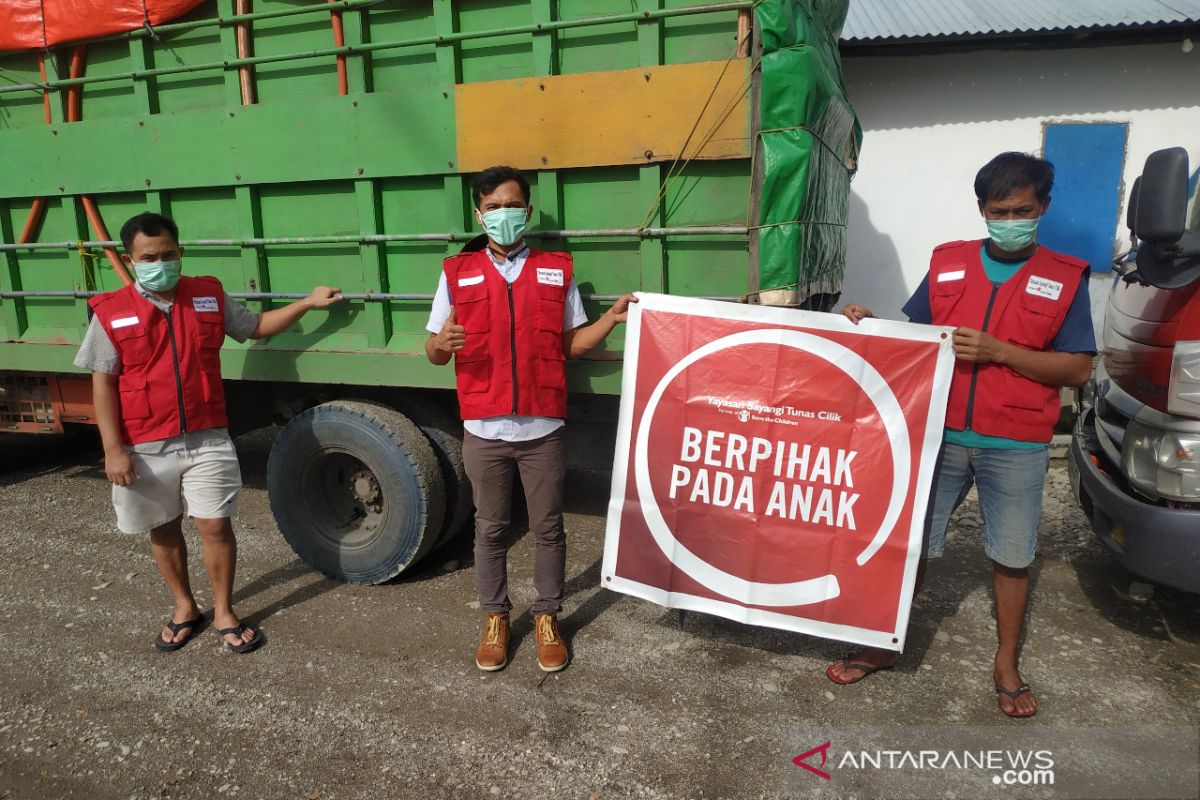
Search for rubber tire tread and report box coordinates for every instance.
[391,396,473,549]
[267,399,446,584]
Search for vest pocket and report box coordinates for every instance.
[455,353,490,394]
[1001,367,1056,412]
[453,283,491,396]
[1008,292,1060,349]
[537,285,566,390]
[539,354,566,391]
[194,314,226,349]
[199,363,225,406]
[117,374,151,420]
[929,279,966,320]
[538,284,565,334]
[452,281,488,332]
[111,325,152,366]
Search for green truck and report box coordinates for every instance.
[0,0,860,582]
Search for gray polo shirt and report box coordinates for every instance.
[74,283,261,453]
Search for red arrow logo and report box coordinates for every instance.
[792,741,832,780]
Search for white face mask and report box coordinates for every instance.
[478,207,529,246]
[132,259,183,291]
[985,218,1040,252]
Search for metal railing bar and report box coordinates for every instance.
[0,2,752,94]
[1,290,739,301]
[0,226,748,252]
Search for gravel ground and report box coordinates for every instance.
[0,428,1197,800]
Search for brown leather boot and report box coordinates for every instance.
[475,612,509,672]
[534,613,568,672]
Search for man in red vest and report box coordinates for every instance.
[74,212,342,653]
[425,166,636,673]
[829,152,1096,717]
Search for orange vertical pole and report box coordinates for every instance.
[37,51,51,123]
[20,53,54,243]
[235,0,257,105]
[327,0,349,96]
[64,46,133,286]
[737,9,751,58]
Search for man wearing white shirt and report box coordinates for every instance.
[426,166,635,673]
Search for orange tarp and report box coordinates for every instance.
[0,0,207,51]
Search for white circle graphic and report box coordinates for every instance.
[633,328,911,607]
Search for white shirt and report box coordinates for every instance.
[426,244,589,442]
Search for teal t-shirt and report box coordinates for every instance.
[943,245,1045,451]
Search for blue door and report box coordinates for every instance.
[1040,122,1129,274]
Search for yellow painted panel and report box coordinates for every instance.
[455,59,751,172]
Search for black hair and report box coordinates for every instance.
[974,152,1055,204]
[119,212,180,251]
[470,166,530,208]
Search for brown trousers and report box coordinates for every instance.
[462,428,566,615]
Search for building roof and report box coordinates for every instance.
[841,0,1200,44]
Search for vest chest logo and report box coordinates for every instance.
[111,316,139,329]
[536,268,564,287]
[457,273,484,287]
[936,269,965,282]
[192,296,219,313]
[1026,276,1063,301]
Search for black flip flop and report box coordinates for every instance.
[217,623,264,654]
[155,615,206,652]
[995,683,1037,718]
[826,657,894,685]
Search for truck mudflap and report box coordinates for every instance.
[1068,408,1200,593]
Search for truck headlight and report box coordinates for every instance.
[1168,340,1200,418]
[1123,420,1200,501]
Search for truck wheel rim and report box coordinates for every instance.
[302,451,388,551]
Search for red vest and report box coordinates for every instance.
[929,240,1085,443]
[443,249,573,420]
[88,276,230,445]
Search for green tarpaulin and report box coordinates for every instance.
[755,0,861,307]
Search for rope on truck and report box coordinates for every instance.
[76,240,100,292]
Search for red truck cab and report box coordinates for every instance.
[1070,147,1200,592]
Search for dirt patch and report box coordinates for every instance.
[0,430,1197,799]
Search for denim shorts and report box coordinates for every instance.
[923,442,1050,569]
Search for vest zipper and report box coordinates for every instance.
[165,308,188,434]
[962,285,998,432]
[507,282,518,414]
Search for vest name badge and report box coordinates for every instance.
[192,296,220,313]
[536,268,564,287]
[1026,275,1063,301]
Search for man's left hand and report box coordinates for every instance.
[306,286,344,309]
[606,293,639,323]
[952,327,1009,364]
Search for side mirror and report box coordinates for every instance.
[1125,176,1140,236]
[1134,147,1200,289]
[1134,147,1188,243]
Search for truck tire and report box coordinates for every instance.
[391,396,474,549]
[267,400,446,584]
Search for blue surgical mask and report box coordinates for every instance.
[133,260,182,292]
[986,218,1040,253]
[478,207,529,247]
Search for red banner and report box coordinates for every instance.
[603,294,954,651]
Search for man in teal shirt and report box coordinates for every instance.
[830,152,1096,718]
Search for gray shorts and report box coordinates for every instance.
[112,430,242,534]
